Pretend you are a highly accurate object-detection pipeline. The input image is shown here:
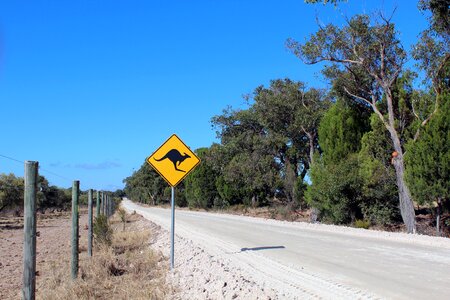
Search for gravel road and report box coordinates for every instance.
[122,199,450,299]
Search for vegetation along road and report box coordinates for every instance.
[123,199,450,299]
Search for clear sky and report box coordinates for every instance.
[0,0,429,191]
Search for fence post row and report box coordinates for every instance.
[88,189,93,257]
[23,161,38,300]
[71,180,80,280]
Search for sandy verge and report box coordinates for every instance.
[144,220,279,299]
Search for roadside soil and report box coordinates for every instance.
[0,210,83,299]
[0,209,88,299]
[1,208,171,300]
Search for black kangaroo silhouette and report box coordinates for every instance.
[154,149,191,173]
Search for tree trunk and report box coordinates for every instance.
[251,195,257,208]
[308,133,315,166]
[390,137,416,234]
[436,199,441,237]
[303,128,315,166]
[384,89,417,234]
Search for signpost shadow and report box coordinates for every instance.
[239,246,286,252]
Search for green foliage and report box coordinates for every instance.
[318,100,368,163]
[354,219,370,229]
[210,79,329,207]
[212,106,280,206]
[123,162,167,205]
[405,94,450,205]
[94,215,112,246]
[0,173,71,211]
[184,148,219,209]
[117,208,127,231]
[358,114,399,225]
[214,175,241,207]
[0,173,24,211]
[418,0,450,38]
[306,154,363,224]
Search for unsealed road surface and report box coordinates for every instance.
[123,199,450,299]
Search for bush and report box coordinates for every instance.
[306,154,363,224]
[360,200,397,226]
[355,219,370,229]
[94,215,113,246]
[117,208,127,231]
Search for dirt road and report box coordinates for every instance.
[122,199,450,299]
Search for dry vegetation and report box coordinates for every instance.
[36,210,170,299]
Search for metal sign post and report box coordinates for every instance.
[146,134,200,271]
[170,186,175,269]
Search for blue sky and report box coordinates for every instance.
[0,1,429,191]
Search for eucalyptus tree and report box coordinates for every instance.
[251,79,330,203]
[412,0,449,141]
[287,14,422,232]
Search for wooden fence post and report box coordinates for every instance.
[96,190,100,218]
[106,195,109,216]
[88,189,93,257]
[71,180,80,279]
[109,196,112,217]
[22,161,38,300]
[101,193,105,215]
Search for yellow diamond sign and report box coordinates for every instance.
[146,134,200,187]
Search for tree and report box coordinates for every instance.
[411,1,449,139]
[184,147,220,209]
[306,100,367,223]
[358,114,400,225]
[307,154,363,223]
[211,79,329,207]
[253,79,329,175]
[212,107,280,207]
[405,94,450,235]
[123,162,167,205]
[250,79,329,205]
[418,0,450,38]
[318,100,368,163]
[0,173,24,212]
[287,13,422,233]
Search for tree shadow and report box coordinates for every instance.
[240,246,285,252]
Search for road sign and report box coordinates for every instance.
[146,134,200,270]
[146,134,200,187]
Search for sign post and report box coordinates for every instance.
[146,134,200,270]
[170,186,175,269]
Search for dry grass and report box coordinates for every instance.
[38,212,170,300]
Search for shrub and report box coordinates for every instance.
[94,215,113,246]
[117,208,127,231]
[355,219,370,229]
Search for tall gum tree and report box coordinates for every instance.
[287,14,421,233]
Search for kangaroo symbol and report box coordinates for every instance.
[154,149,191,173]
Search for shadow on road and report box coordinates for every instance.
[240,246,285,252]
